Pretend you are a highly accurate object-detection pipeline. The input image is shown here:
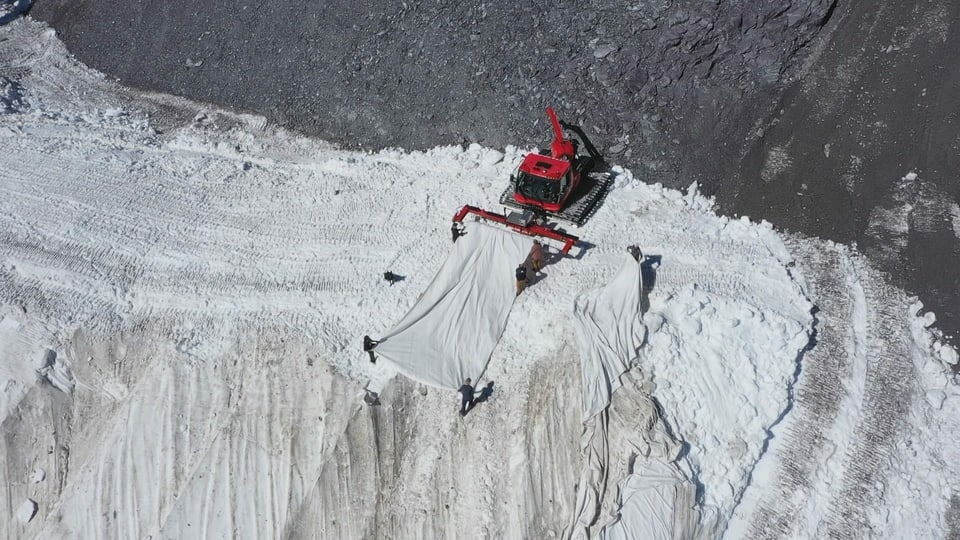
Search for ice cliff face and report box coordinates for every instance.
[290,354,584,540]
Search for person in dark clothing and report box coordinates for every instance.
[451,220,465,242]
[363,389,381,406]
[459,378,475,416]
[627,244,643,262]
[363,335,379,363]
[515,263,528,295]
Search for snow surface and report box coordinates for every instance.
[2,17,960,540]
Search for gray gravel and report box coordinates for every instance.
[21,0,960,345]
[27,0,830,151]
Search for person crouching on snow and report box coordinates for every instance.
[451,220,465,243]
[363,335,379,363]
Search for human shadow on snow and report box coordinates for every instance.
[640,254,661,314]
[473,381,495,405]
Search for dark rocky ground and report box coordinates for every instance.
[22,0,960,346]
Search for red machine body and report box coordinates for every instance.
[547,106,576,161]
[511,107,584,213]
[451,106,610,255]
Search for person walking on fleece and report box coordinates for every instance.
[363,335,379,364]
[515,263,528,295]
[459,378,475,416]
[530,239,544,273]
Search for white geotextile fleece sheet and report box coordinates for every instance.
[375,222,531,389]
[574,254,647,421]
[572,256,697,540]
[599,461,697,540]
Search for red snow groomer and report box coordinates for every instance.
[503,106,611,225]
[452,107,612,254]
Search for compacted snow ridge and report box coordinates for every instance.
[2,18,960,540]
[728,237,960,539]
[820,256,913,538]
[731,240,861,538]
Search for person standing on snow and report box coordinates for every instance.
[530,239,544,273]
[363,335,379,364]
[515,263,528,295]
[459,378,475,416]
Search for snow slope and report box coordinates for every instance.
[1,18,959,539]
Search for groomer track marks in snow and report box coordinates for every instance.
[740,242,856,537]
[822,256,913,538]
